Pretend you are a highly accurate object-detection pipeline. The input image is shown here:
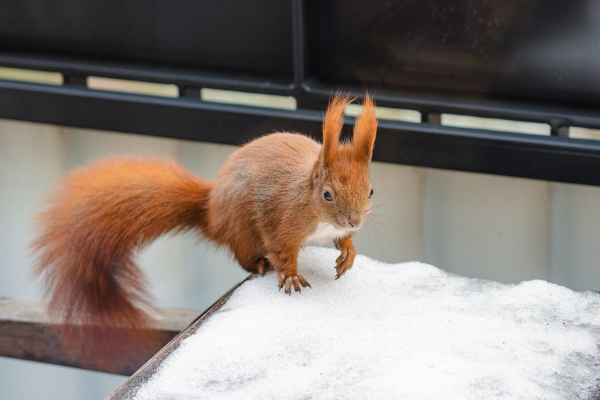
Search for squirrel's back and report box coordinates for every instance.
[207,133,321,249]
[212,133,319,204]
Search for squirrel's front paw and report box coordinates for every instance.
[278,273,311,295]
[334,239,356,279]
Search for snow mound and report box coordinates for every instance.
[135,247,600,400]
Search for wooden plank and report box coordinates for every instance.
[0,298,203,375]
[107,278,249,399]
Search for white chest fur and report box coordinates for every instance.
[305,222,351,245]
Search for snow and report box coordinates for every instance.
[134,247,600,400]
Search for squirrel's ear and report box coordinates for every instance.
[352,93,377,163]
[321,93,352,166]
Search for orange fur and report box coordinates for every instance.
[31,158,213,372]
[353,94,377,161]
[322,94,353,166]
[31,93,378,371]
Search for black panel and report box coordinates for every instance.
[2,0,600,187]
[0,0,293,78]
[309,0,600,106]
[3,79,600,187]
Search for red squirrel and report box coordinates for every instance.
[31,93,377,371]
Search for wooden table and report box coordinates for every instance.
[0,298,204,376]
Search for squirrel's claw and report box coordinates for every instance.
[285,277,294,294]
[299,276,311,288]
[278,274,311,295]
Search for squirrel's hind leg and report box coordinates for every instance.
[235,252,273,276]
[247,257,273,276]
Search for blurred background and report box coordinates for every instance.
[3,1,600,399]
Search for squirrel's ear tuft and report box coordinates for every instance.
[353,93,377,163]
[321,93,353,166]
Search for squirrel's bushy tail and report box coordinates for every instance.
[31,157,214,372]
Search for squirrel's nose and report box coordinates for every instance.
[348,214,361,228]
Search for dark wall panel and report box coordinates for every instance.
[0,1,293,77]
[310,0,600,106]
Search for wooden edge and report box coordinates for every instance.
[0,298,202,375]
[0,299,202,332]
[106,276,253,399]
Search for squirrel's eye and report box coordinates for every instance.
[323,190,333,201]
[369,188,374,198]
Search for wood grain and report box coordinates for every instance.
[0,298,202,375]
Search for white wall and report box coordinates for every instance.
[2,117,600,399]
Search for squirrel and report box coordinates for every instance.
[30,93,377,372]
